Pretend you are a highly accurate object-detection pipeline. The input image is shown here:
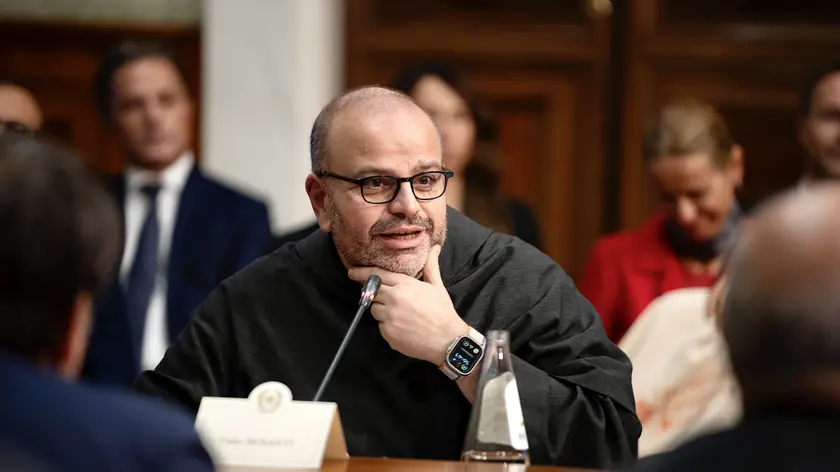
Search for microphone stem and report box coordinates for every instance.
[312,301,370,402]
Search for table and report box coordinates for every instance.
[224,457,595,472]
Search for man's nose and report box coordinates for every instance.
[387,182,421,216]
[144,104,165,128]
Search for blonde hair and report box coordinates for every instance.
[643,98,735,168]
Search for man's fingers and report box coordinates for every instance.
[370,303,387,322]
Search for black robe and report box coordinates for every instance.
[134,208,641,468]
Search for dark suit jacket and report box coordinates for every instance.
[0,355,213,472]
[83,167,272,387]
[578,211,718,343]
[627,409,840,471]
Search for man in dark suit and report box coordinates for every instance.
[83,40,272,387]
[628,184,840,471]
[0,131,214,471]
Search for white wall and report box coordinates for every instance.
[201,0,344,233]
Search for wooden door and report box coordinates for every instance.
[0,20,201,174]
[619,0,840,229]
[345,0,615,278]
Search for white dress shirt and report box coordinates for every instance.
[120,152,195,371]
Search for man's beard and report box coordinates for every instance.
[329,207,446,277]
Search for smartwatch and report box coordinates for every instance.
[439,327,486,380]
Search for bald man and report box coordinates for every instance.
[629,184,840,471]
[0,81,43,132]
[136,86,640,468]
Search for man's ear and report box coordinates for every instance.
[797,116,812,154]
[305,174,332,232]
[57,292,94,379]
[728,144,745,187]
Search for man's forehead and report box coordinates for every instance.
[327,104,442,174]
[0,85,42,129]
[113,57,186,93]
[735,188,840,271]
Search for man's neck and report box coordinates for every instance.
[743,371,840,415]
[125,150,191,174]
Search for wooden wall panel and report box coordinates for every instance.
[0,21,200,174]
[472,74,578,271]
[619,0,840,229]
[346,0,613,278]
[658,0,840,26]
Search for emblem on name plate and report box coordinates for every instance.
[257,388,283,413]
[248,381,293,414]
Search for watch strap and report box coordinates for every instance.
[441,364,460,380]
[467,326,486,345]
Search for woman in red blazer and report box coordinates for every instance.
[580,99,746,343]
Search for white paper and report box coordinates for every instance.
[504,379,529,450]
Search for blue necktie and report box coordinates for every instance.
[126,184,161,350]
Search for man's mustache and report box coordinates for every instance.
[369,215,433,236]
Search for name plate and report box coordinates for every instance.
[195,382,349,470]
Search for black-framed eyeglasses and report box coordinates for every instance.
[315,169,455,204]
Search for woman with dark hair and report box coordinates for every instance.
[391,61,541,249]
[580,98,746,343]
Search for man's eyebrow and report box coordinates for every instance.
[412,162,444,173]
[352,166,392,176]
[352,162,444,177]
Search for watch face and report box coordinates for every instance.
[447,336,484,374]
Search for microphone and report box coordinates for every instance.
[312,275,382,402]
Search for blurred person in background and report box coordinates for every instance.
[82,40,272,388]
[0,131,214,472]
[0,78,43,133]
[392,61,541,249]
[580,98,745,343]
[798,62,840,185]
[629,184,840,471]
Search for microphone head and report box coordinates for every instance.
[360,275,382,307]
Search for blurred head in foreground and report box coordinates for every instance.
[0,132,120,378]
[722,184,840,411]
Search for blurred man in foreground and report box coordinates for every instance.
[0,132,214,471]
[630,184,840,471]
[136,86,640,468]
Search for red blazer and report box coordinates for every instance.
[579,211,717,343]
